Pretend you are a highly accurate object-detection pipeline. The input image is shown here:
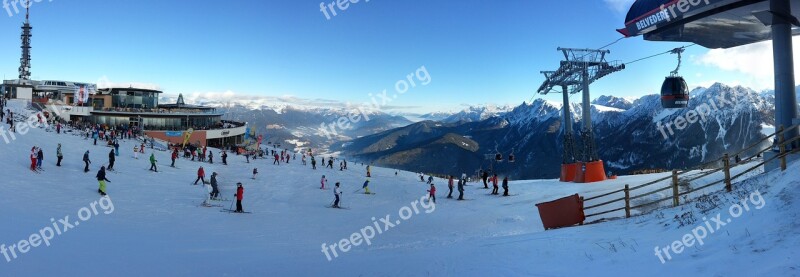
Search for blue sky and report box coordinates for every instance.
[0,0,793,114]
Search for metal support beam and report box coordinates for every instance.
[771,0,799,148]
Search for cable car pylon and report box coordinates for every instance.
[537,48,625,183]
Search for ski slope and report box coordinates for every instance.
[1,103,798,276]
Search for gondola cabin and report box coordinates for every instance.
[661,76,689,108]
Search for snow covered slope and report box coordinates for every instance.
[0,103,798,276]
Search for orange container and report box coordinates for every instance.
[560,163,578,182]
[535,194,585,230]
[583,160,607,183]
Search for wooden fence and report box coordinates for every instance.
[582,124,800,220]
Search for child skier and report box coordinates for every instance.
[362,179,371,194]
[195,166,206,185]
[149,153,158,172]
[366,165,371,177]
[96,166,110,196]
[29,147,37,171]
[133,145,139,159]
[252,168,258,180]
[427,183,436,203]
[320,175,327,190]
[171,149,178,167]
[36,147,44,169]
[332,182,342,208]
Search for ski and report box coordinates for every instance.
[327,205,350,210]
[220,209,251,214]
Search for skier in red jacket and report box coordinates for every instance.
[194,166,206,185]
[235,183,244,213]
[427,183,436,203]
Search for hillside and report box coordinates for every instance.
[0,101,798,276]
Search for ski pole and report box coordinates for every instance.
[228,198,234,213]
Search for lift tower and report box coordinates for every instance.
[537,48,624,183]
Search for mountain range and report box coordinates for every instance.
[337,83,798,179]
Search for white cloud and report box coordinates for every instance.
[698,36,800,90]
[604,0,636,15]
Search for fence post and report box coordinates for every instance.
[723,153,732,192]
[624,184,630,218]
[579,196,584,225]
[671,170,679,207]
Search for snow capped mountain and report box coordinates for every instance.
[441,104,513,123]
[592,95,633,110]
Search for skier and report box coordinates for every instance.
[311,157,317,170]
[96,166,110,196]
[343,159,347,170]
[221,151,228,165]
[419,174,424,182]
[322,157,325,165]
[36,147,44,169]
[427,175,433,184]
[447,176,454,198]
[209,172,220,200]
[427,183,436,203]
[208,151,213,164]
[273,153,279,165]
[56,144,63,167]
[366,165,371,177]
[29,147,37,171]
[301,154,306,166]
[113,140,120,156]
[502,176,509,196]
[252,168,258,180]
[332,182,342,208]
[457,178,465,200]
[362,179,371,194]
[133,145,139,159]
[149,152,158,172]
[171,149,178,167]
[320,175,327,190]
[327,159,333,169]
[83,150,91,172]
[194,166,206,185]
[482,170,489,189]
[234,183,244,213]
[140,143,145,154]
[491,174,499,195]
[107,149,116,171]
